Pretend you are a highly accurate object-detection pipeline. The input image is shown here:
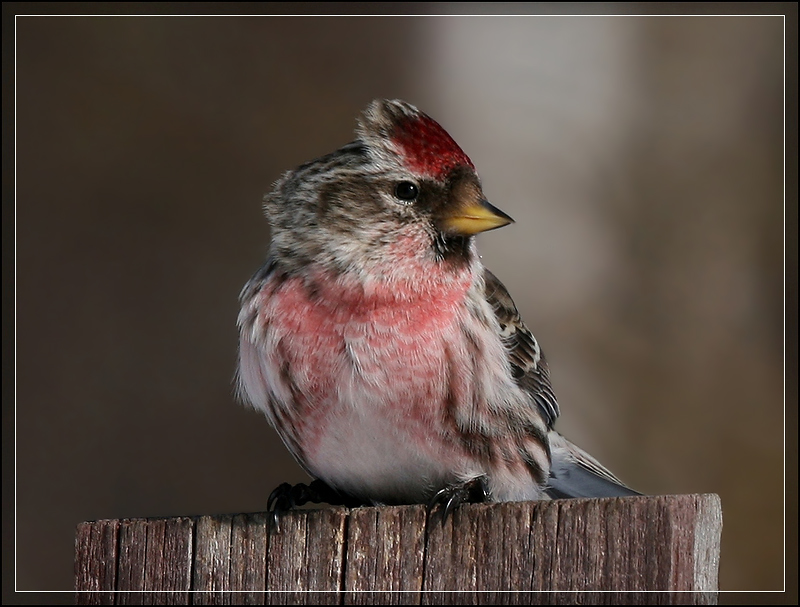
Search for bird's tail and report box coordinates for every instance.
[545,431,641,499]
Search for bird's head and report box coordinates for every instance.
[264,99,514,285]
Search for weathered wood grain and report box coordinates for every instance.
[74,494,722,605]
[265,507,347,605]
[115,519,147,604]
[342,504,426,604]
[229,513,269,605]
[144,517,193,605]
[110,517,193,605]
[193,514,233,605]
[75,518,119,605]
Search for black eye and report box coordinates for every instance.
[394,181,419,202]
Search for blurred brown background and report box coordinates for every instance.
[5,5,797,604]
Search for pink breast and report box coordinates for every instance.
[259,269,474,460]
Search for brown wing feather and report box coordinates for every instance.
[483,268,560,428]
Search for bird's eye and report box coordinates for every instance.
[394,181,419,203]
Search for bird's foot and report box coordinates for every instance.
[267,479,363,529]
[429,476,490,525]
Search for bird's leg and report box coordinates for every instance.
[429,476,490,525]
[267,479,365,529]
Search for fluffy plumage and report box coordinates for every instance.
[237,99,638,506]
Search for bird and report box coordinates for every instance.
[236,99,639,516]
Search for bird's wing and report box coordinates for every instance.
[547,431,641,498]
[482,268,560,428]
[482,268,640,499]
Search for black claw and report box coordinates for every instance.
[306,479,352,506]
[267,482,292,512]
[429,477,490,526]
[267,482,297,530]
[443,494,458,522]
[267,480,367,531]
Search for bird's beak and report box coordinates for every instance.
[439,198,515,236]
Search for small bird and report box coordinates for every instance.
[237,99,639,514]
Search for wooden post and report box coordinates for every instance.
[75,494,722,605]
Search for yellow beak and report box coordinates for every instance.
[439,199,514,236]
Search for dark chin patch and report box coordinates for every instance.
[433,233,473,268]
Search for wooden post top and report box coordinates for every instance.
[75,493,722,605]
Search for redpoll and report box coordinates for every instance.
[237,99,639,512]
